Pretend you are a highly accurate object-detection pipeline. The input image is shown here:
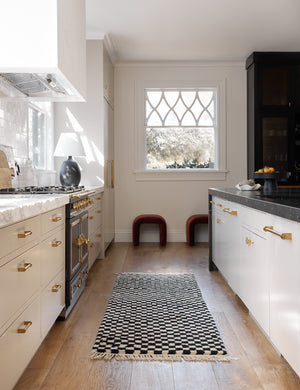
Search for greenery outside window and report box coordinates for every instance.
[28,103,47,169]
[145,88,216,170]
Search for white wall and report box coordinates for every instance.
[0,100,55,187]
[114,62,247,243]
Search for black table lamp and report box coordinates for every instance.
[54,132,86,186]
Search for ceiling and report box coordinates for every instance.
[86,0,300,63]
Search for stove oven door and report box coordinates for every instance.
[68,212,89,278]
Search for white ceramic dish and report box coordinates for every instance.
[235,183,261,191]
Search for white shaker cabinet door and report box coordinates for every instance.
[268,216,300,377]
[239,223,269,335]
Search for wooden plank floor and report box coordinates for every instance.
[14,243,300,390]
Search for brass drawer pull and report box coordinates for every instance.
[96,234,102,238]
[217,218,223,224]
[52,284,62,292]
[263,226,292,240]
[17,321,32,333]
[96,197,102,200]
[96,210,102,214]
[216,203,223,207]
[89,243,94,248]
[74,278,82,288]
[52,240,62,247]
[18,263,32,272]
[18,230,32,238]
[52,216,62,222]
[223,208,238,216]
[88,216,94,220]
[210,200,215,204]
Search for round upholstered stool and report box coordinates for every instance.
[186,214,208,246]
[132,214,167,246]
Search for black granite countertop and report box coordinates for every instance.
[208,188,300,223]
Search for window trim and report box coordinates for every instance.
[134,79,227,181]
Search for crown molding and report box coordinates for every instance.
[86,32,118,64]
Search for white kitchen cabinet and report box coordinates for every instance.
[104,95,115,251]
[54,39,115,253]
[239,221,269,335]
[88,191,104,269]
[268,216,300,376]
[210,194,300,377]
[212,197,241,290]
[0,205,65,390]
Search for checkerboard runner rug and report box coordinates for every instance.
[90,273,230,362]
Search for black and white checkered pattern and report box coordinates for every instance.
[91,273,227,357]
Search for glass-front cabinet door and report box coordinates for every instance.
[261,67,289,107]
[261,117,289,173]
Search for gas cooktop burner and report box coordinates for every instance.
[0,185,85,194]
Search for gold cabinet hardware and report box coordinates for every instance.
[18,230,32,238]
[289,102,291,108]
[17,262,32,272]
[88,216,94,220]
[216,203,222,207]
[52,216,62,222]
[263,226,292,240]
[210,200,215,204]
[52,240,62,247]
[84,237,91,245]
[217,218,223,224]
[96,234,102,238]
[223,208,238,216]
[96,197,102,200]
[52,284,62,292]
[74,278,82,288]
[245,237,254,247]
[17,321,32,333]
[96,210,102,214]
[89,243,94,248]
[104,85,108,89]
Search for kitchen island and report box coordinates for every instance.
[208,187,300,378]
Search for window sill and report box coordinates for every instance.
[134,169,228,181]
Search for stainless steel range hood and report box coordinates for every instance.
[0,0,86,101]
[0,73,69,98]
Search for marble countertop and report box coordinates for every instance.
[209,188,300,223]
[0,185,105,228]
[0,194,70,228]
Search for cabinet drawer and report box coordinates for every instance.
[0,215,40,266]
[0,244,40,331]
[41,269,65,338]
[0,297,41,390]
[40,227,65,288]
[41,206,65,235]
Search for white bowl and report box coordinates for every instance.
[235,183,261,191]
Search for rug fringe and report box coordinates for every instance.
[90,351,237,363]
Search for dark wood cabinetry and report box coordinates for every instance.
[246,52,300,184]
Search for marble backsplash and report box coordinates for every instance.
[0,100,56,187]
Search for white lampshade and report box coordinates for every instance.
[54,132,86,157]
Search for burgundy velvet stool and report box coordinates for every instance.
[186,214,208,246]
[132,214,167,246]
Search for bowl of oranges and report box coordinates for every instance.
[254,167,279,191]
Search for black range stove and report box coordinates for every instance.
[0,185,85,194]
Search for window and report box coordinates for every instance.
[28,103,47,169]
[145,88,216,170]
